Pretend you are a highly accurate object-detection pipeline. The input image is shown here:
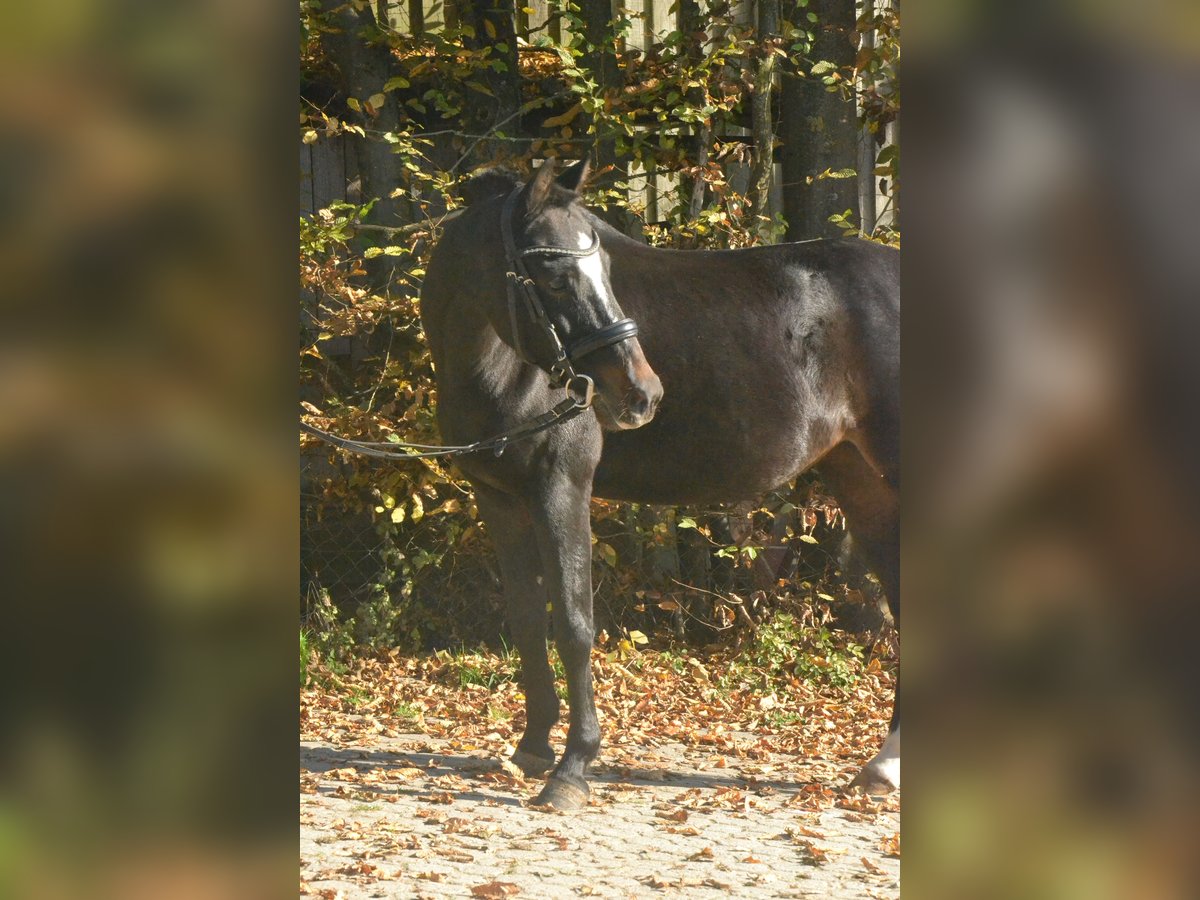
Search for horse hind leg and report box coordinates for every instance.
[816,440,900,793]
[474,485,559,777]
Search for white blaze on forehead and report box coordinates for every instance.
[576,230,617,313]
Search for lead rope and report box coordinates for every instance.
[300,377,593,461]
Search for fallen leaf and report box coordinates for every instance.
[499,757,528,781]
[471,881,521,898]
[881,832,900,857]
[795,839,829,865]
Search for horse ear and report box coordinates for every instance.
[556,159,591,194]
[520,159,557,216]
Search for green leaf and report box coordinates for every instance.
[382,76,410,92]
[799,534,819,544]
[595,542,618,567]
[677,516,697,529]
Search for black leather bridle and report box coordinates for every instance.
[500,187,639,404]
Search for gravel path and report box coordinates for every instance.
[300,733,899,899]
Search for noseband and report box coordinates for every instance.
[500,187,639,399]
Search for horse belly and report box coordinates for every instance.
[592,415,824,506]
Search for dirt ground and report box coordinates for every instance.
[300,729,899,899]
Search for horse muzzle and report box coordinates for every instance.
[591,354,662,431]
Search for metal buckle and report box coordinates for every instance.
[564,374,595,408]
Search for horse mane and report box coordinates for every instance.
[459,168,523,206]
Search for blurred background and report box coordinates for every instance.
[1,0,1198,897]
[0,2,297,897]
[904,2,1200,897]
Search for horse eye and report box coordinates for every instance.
[547,275,570,292]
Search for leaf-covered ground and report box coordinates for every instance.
[300,645,898,898]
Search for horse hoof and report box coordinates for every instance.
[511,749,555,777]
[534,778,589,810]
[848,766,898,795]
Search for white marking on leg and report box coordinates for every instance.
[868,728,900,789]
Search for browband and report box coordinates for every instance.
[519,233,601,258]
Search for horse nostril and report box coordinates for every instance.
[628,384,661,419]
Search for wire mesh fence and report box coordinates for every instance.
[300,494,385,622]
[301,468,892,657]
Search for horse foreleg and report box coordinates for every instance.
[475,485,559,777]
[529,477,600,810]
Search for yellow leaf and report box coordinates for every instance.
[484,19,497,39]
[542,102,583,129]
[367,92,386,110]
[628,630,649,645]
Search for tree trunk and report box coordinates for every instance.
[748,0,780,226]
[678,0,711,220]
[320,0,414,294]
[780,0,858,240]
[579,0,640,235]
[321,1,410,232]
[457,0,522,170]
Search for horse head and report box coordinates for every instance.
[503,160,663,431]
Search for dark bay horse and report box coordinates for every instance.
[420,159,899,809]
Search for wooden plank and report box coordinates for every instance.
[645,0,671,44]
[300,143,315,214]
[311,135,348,210]
[624,0,645,53]
[528,0,552,39]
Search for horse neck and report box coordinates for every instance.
[424,201,529,396]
